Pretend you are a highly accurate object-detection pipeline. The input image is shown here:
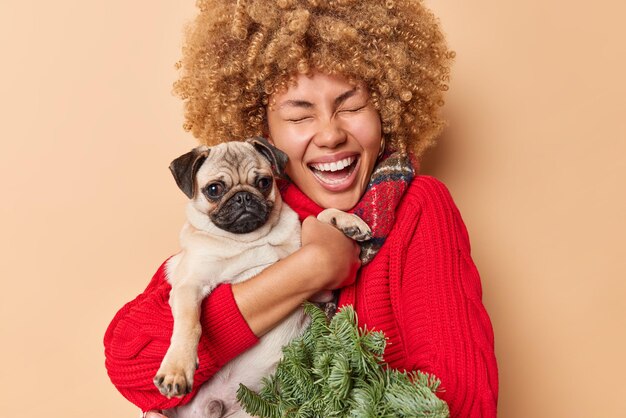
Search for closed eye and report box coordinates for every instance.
[286,116,312,123]
[339,105,366,113]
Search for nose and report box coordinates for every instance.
[313,118,347,149]
[234,191,253,206]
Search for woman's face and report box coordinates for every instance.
[267,72,382,210]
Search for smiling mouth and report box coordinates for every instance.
[308,156,359,185]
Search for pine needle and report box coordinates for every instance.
[237,303,449,418]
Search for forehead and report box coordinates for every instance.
[197,142,271,181]
[273,72,366,105]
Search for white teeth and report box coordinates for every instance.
[310,156,355,172]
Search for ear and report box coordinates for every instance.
[246,136,289,178]
[169,146,210,199]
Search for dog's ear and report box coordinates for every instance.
[169,146,210,199]
[247,137,288,178]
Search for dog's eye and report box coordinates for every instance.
[257,177,272,191]
[204,182,225,199]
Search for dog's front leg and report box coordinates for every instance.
[154,283,203,398]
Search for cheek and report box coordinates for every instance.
[193,194,215,214]
[351,115,382,153]
[271,127,310,165]
[284,141,308,179]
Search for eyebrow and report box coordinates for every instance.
[279,99,314,109]
[334,87,358,107]
[278,87,359,110]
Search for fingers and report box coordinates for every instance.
[301,215,361,289]
[301,216,347,246]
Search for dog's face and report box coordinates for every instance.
[169,137,288,235]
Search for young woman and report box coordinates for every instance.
[104,1,498,417]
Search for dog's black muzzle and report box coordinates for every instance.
[211,191,273,234]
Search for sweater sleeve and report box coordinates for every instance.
[400,176,498,418]
[103,259,259,412]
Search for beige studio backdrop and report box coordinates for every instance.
[1,1,624,417]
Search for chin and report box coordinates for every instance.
[311,190,361,211]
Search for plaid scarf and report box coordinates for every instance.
[280,152,415,264]
[351,152,415,264]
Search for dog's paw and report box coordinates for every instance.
[153,348,199,398]
[317,208,372,242]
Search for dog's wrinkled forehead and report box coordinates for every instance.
[196,142,272,185]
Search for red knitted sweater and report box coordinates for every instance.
[104,175,498,416]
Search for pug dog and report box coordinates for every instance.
[154,137,371,418]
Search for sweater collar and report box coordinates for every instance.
[279,179,325,222]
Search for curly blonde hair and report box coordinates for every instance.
[174,0,454,157]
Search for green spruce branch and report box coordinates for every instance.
[237,303,449,418]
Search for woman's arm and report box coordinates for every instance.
[104,217,359,412]
[234,216,361,336]
[399,177,498,418]
[104,268,256,411]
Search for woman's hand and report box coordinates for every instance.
[231,215,360,336]
[300,216,361,290]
